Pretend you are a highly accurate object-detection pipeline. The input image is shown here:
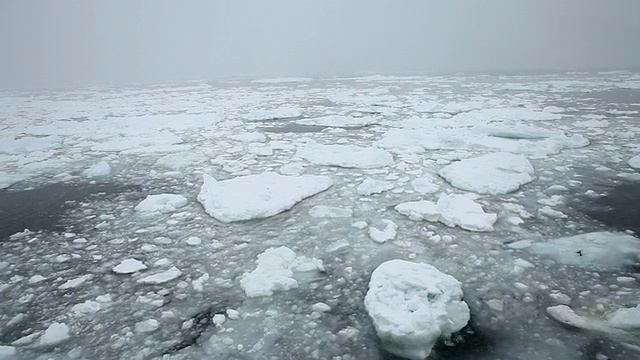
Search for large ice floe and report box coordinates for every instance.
[295,142,394,168]
[294,114,376,128]
[395,193,498,232]
[438,152,535,195]
[197,172,333,222]
[364,260,470,360]
[528,232,640,269]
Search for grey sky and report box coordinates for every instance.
[1,0,639,89]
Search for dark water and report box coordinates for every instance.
[579,182,640,235]
[0,182,138,240]
[259,123,327,133]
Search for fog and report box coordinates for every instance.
[1,0,639,89]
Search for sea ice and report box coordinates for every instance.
[71,300,101,315]
[82,161,111,178]
[629,154,640,169]
[364,260,470,360]
[357,178,394,195]
[309,205,353,218]
[529,232,640,269]
[438,152,535,195]
[197,172,333,222]
[38,323,71,347]
[134,194,188,214]
[240,246,323,297]
[296,142,394,169]
[295,115,376,128]
[135,319,159,333]
[410,176,439,194]
[607,305,640,329]
[0,346,16,360]
[112,259,147,274]
[396,194,497,232]
[137,267,182,285]
[58,274,93,290]
[245,107,302,121]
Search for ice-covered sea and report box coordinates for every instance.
[1,71,640,360]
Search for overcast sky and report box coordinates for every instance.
[1,0,639,89]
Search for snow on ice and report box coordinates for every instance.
[629,154,640,169]
[396,193,497,232]
[112,259,148,274]
[38,323,71,347]
[438,152,535,195]
[82,161,111,178]
[295,142,394,169]
[245,107,302,121]
[136,267,182,285]
[356,178,394,195]
[197,172,333,222]
[295,114,376,128]
[309,205,353,218]
[364,260,470,360]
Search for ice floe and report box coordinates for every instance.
[309,205,353,218]
[112,259,147,274]
[295,115,376,128]
[368,220,398,243]
[356,178,394,195]
[38,323,71,347]
[410,176,439,194]
[296,142,394,168]
[197,172,333,222]
[134,194,188,214]
[607,305,640,329]
[136,267,182,285]
[245,107,302,121]
[364,260,470,360]
[629,154,640,169]
[240,246,324,297]
[438,152,535,195]
[82,161,111,178]
[529,232,640,269]
[395,193,497,232]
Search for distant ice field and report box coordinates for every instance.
[1,72,640,360]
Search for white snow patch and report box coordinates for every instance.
[245,107,302,121]
[197,172,333,222]
[296,142,394,169]
[134,194,188,214]
[396,194,497,232]
[411,176,440,194]
[438,152,535,195]
[529,232,640,269]
[364,260,470,360]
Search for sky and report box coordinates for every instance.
[1,0,639,89]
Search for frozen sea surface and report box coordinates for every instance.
[1,72,640,359]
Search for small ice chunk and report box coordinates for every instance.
[364,260,470,360]
[71,300,101,314]
[212,314,226,325]
[59,274,92,290]
[311,302,331,312]
[28,275,46,284]
[83,161,111,178]
[309,205,353,218]
[629,154,640,169]
[438,152,535,195]
[186,236,202,246]
[356,178,394,195]
[529,232,640,269]
[39,323,71,347]
[113,259,147,274]
[506,240,533,250]
[368,220,398,243]
[134,194,188,214]
[352,221,368,229]
[607,305,640,329]
[135,319,159,333]
[197,172,333,222]
[395,194,497,232]
[240,247,299,297]
[226,309,240,320]
[137,267,182,284]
